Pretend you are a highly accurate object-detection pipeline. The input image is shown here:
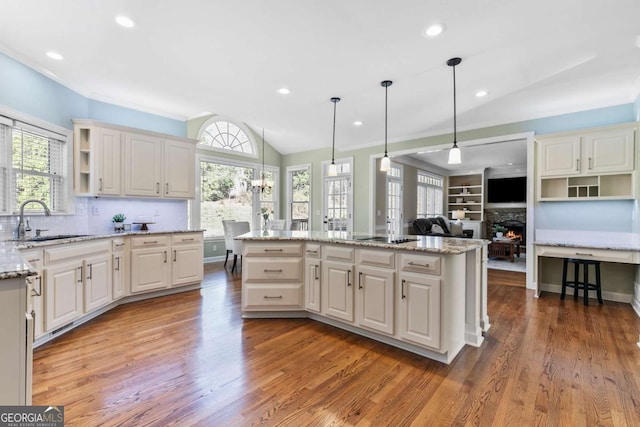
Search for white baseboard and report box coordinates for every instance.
[539,282,633,304]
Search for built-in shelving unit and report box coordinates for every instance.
[447,173,484,223]
[539,173,634,201]
[74,126,92,194]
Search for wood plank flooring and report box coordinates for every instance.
[33,264,640,426]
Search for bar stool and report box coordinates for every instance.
[561,258,603,306]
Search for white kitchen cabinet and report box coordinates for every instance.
[0,276,31,404]
[44,260,83,331]
[43,239,112,331]
[304,243,321,313]
[357,266,395,335]
[83,253,112,312]
[21,249,44,339]
[112,238,128,300]
[130,235,171,293]
[398,272,441,349]
[537,123,636,200]
[164,138,196,198]
[322,245,355,322]
[73,120,197,199]
[124,132,164,197]
[242,242,304,311]
[171,233,204,287]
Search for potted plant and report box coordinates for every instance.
[492,224,507,238]
[112,213,126,232]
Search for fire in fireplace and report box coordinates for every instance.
[497,220,526,244]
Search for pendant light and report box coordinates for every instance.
[251,129,273,192]
[447,57,462,165]
[328,97,341,177]
[380,80,393,172]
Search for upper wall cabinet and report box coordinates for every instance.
[536,122,638,201]
[73,120,196,199]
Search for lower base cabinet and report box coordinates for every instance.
[357,266,395,335]
[398,272,441,349]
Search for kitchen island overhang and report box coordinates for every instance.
[236,231,490,364]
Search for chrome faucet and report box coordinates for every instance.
[17,199,51,239]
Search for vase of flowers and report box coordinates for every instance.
[261,207,272,229]
[112,213,126,233]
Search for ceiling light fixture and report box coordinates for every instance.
[353,121,363,126]
[276,87,290,95]
[425,24,444,37]
[328,97,341,177]
[46,51,63,61]
[447,57,462,165]
[380,80,393,172]
[475,90,488,97]
[115,15,135,28]
[251,129,273,193]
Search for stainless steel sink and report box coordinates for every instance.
[16,234,92,242]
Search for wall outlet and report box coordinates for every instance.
[92,206,100,215]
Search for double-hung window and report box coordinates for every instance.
[416,171,443,218]
[0,115,69,214]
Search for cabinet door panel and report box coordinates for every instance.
[399,273,441,349]
[164,139,195,198]
[124,133,163,197]
[357,267,394,335]
[84,255,112,312]
[585,129,634,173]
[322,261,354,322]
[538,137,581,176]
[130,248,170,293]
[44,262,82,330]
[305,259,321,313]
[172,244,204,286]
[96,128,122,195]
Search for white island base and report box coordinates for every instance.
[239,232,490,365]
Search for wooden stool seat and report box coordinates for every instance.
[561,258,603,306]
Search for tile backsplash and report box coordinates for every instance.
[0,197,189,240]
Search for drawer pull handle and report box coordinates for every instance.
[408,261,430,268]
[575,252,593,257]
[314,265,319,280]
[306,249,318,254]
[31,276,42,296]
[347,270,352,287]
[77,266,83,283]
[401,279,406,299]
[114,243,125,247]
[115,256,120,271]
[264,269,283,273]
[358,271,363,289]
[143,241,158,244]
[264,248,284,252]
[182,238,195,241]
[264,295,283,299]
[28,258,41,263]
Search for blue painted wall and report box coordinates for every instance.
[0,52,186,136]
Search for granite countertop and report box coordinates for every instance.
[534,241,640,251]
[236,230,490,255]
[0,229,204,279]
[534,229,640,252]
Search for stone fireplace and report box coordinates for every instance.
[485,208,526,244]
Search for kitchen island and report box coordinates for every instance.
[237,231,490,364]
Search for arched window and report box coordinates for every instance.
[197,118,256,157]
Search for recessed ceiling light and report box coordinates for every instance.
[424,24,444,38]
[353,121,363,126]
[475,90,488,97]
[508,162,514,166]
[46,51,63,61]
[276,87,290,95]
[115,15,135,28]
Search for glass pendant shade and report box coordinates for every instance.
[328,162,338,177]
[380,155,391,172]
[252,129,273,192]
[448,143,461,164]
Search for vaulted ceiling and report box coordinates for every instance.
[1,0,639,156]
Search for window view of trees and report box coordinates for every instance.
[200,162,256,237]
[11,128,63,211]
[290,169,309,221]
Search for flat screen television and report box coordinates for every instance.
[487,176,526,203]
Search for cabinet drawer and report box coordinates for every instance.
[535,245,640,264]
[244,258,303,281]
[305,243,321,258]
[131,235,170,248]
[400,253,441,275]
[357,249,395,268]
[171,233,203,245]
[243,284,303,310]
[44,240,110,265]
[324,245,355,262]
[112,238,128,251]
[243,242,303,257]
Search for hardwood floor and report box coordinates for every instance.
[33,264,640,426]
